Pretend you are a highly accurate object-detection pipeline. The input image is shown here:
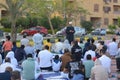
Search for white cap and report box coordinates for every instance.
[69,21,72,24]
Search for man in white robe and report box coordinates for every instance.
[32,33,43,51]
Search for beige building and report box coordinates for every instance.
[0,0,120,28]
[78,0,120,28]
[0,0,6,20]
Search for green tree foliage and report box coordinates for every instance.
[108,24,116,33]
[39,16,50,29]
[62,0,89,25]
[51,17,64,29]
[25,0,56,35]
[118,17,120,27]
[81,21,93,32]
[0,0,27,41]
[0,17,11,28]
[16,17,29,29]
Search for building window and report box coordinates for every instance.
[103,0,111,4]
[104,18,109,25]
[103,6,111,13]
[1,10,8,17]
[113,0,118,3]
[94,4,99,12]
[113,19,118,25]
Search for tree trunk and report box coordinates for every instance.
[11,21,17,42]
[48,16,55,35]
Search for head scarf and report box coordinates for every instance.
[6,51,18,66]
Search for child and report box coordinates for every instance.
[52,55,62,72]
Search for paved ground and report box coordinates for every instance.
[110,59,120,80]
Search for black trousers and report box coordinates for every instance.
[40,66,52,71]
[116,57,120,70]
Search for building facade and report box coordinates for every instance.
[0,0,6,20]
[78,0,120,28]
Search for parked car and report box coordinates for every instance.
[21,26,48,36]
[115,29,120,35]
[56,26,86,37]
[91,28,106,36]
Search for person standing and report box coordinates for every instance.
[107,38,118,58]
[115,41,120,71]
[2,35,13,57]
[65,21,75,44]
[32,33,43,51]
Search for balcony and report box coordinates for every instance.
[103,0,111,4]
[113,11,120,14]
[113,5,120,14]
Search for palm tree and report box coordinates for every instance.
[0,0,25,41]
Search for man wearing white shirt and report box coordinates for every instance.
[54,39,63,54]
[99,49,111,74]
[107,38,118,58]
[84,46,96,60]
[24,43,34,56]
[20,35,29,47]
[38,45,53,71]
[32,33,43,51]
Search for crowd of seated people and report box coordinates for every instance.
[0,35,119,80]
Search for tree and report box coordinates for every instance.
[81,21,93,32]
[108,24,116,33]
[118,17,120,28]
[61,0,89,26]
[0,0,26,41]
[25,0,58,35]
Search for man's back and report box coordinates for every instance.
[20,38,29,47]
[108,42,118,56]
[0,71,11,80]
[38,50,53,67]
[22,58,35,80]
[15,47,26,62]
[54,42,63,53]
[99,55,111,73]
[65,61,84,79]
